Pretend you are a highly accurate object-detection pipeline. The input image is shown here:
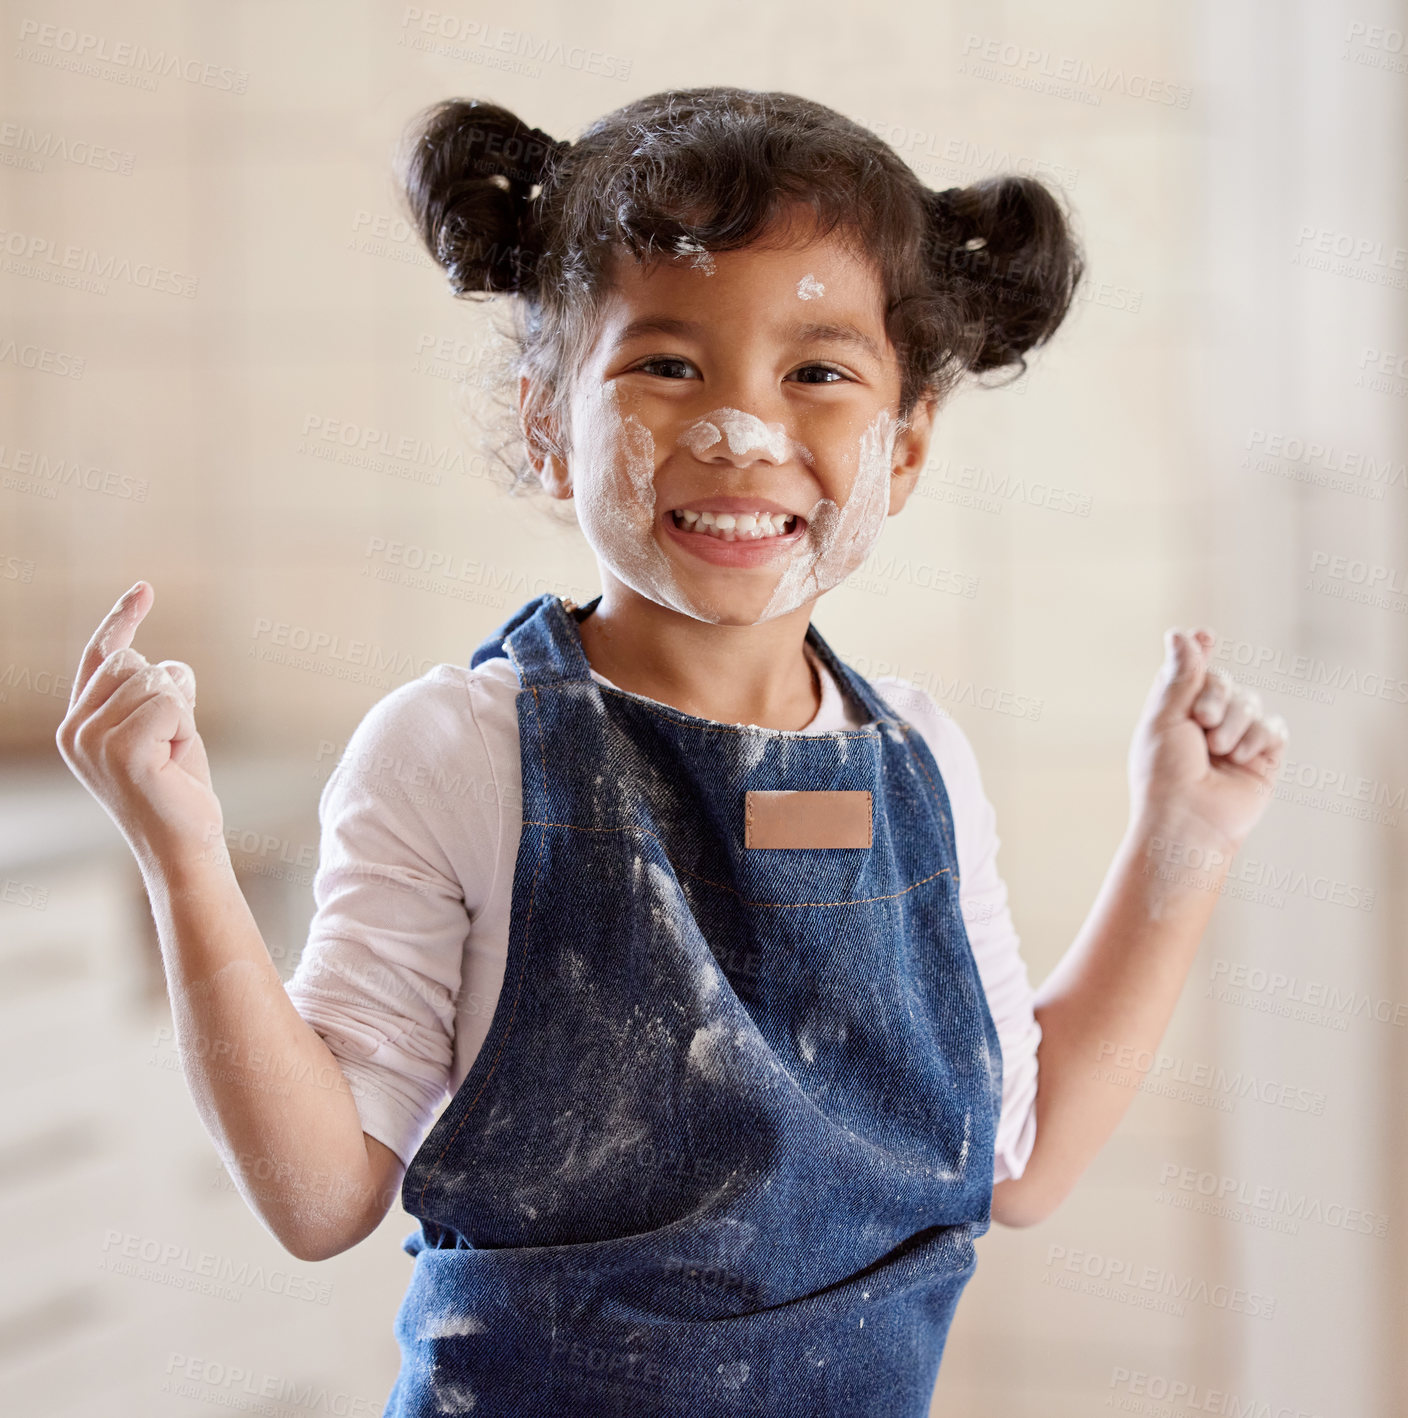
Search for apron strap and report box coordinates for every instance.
[469,592,599,687]
[803,619,905,728]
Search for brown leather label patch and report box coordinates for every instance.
[744,790,873,849]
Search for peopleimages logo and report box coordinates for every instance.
[1093,1040,1326,1115]
[1156,1162,1388,1238]
[1209,627,1408,709]
[1208,958,1408,1031]
[1108,1366,1324,1418]
[1242,427,1407,500]
[248,615,440,690]
[0,340,84,379]
[1042,1245,1275,1319]
[0,226,198,297]
[958,33,1193,108]
[1144,834,1377,914]
[99,1230,331,1304]
[162,1354,377,1414]
[1291,222,1408,290]
[0,443,148,501]
[843,653,1045,722]
[15,20,249,93]
[0,121,136,175]
[396,7,632,82]
[854,118,1080,192]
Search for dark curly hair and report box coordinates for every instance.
[394,86,1084,495]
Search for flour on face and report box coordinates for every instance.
[672,235,716,275]
[758,408,898,622]
[572,380,714,621]
[571,384,898,627]
[679,407,815,467]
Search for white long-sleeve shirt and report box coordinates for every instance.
[285,635,1042,1183]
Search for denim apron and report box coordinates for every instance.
[382,591,1002,1417]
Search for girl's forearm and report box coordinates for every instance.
[990,808,1235,1227]
[137,841,396,1260]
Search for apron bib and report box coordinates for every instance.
[382,592,1002,1417]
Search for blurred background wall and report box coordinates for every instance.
[2,1,1404,1414]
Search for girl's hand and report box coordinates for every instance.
[55,581,224,867]
[1126,626,1289,855]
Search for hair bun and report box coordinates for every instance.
[925,176,1083,376]
[396,98,567,297]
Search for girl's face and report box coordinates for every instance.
[530,209,935,626]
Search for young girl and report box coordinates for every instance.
[57,87,1289,1418]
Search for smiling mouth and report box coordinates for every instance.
[669,508,804,541]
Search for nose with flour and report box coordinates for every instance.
[678,408,816,468]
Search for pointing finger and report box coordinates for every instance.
[69,581,153,712]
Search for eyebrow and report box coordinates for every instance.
[610,314,886,364]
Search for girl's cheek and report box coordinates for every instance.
[755,411,896,623]
[572,388,649,513]
[824,413,895,556]
[572,397,665,582]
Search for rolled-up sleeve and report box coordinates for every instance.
[285,668,482,1168]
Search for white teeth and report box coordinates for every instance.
[671,508,798,540]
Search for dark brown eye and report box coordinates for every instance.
[635,357,698,379]
[790,364,849,384]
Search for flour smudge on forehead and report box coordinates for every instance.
[672,235,716,275]
[796,273,825,300]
